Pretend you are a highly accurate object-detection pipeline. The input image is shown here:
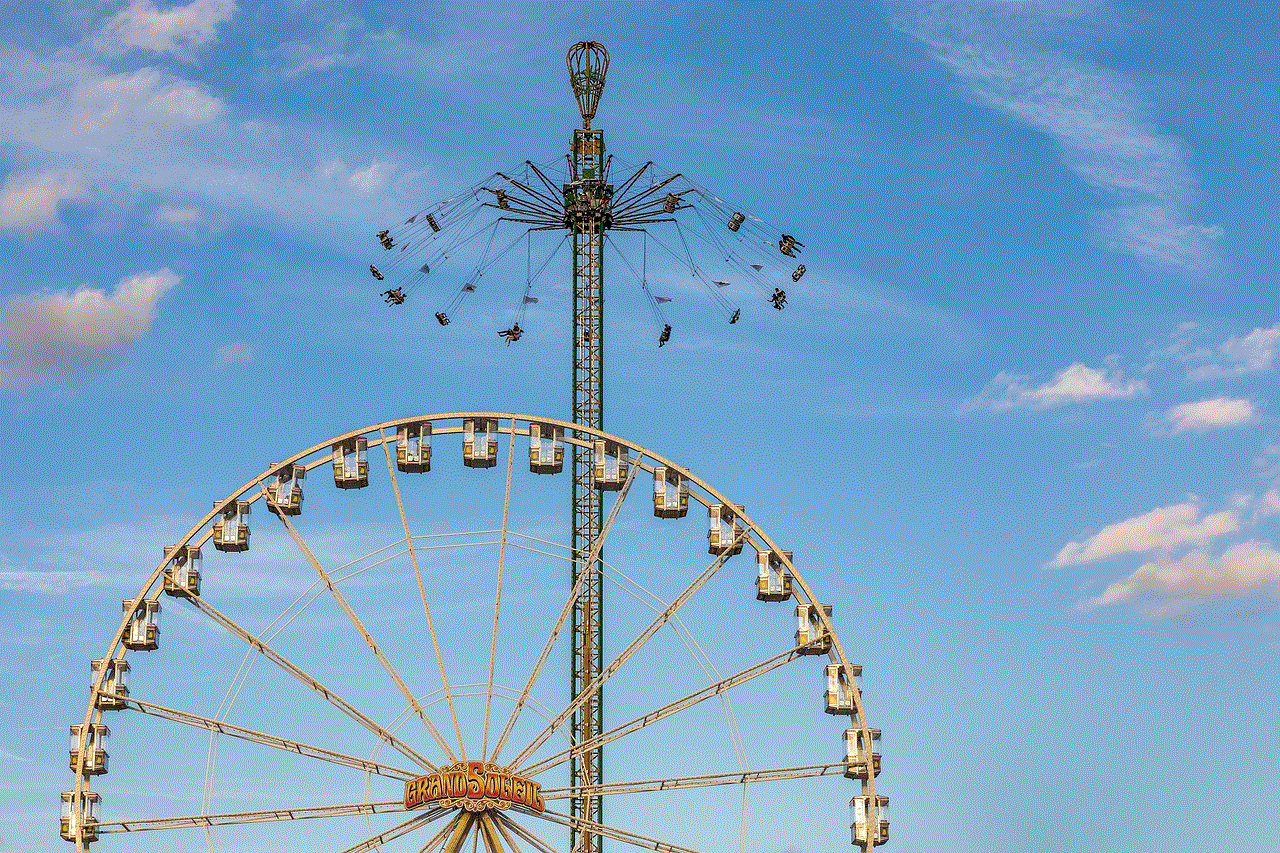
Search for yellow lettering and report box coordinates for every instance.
[409,766,544,812]
[403,778,417,809]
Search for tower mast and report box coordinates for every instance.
[566,40,609,853]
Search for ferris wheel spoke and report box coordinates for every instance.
[270,494,459,764]
[487,811,529,853]
[91,800,407,833]
[489,460,640,765]
[412,811,472,853]
[339,809,446,853]
[482,419,518,760]
[121,696,416,779]
[519,643,805,777]
[539,762,846,800]
[379,429,468,761]
[510,521,749,769]
[529,807,702,853]
[187,596,435,770]
[495,813,558,853]
[476,812,512,853]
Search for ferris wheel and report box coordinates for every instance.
[64,412,887,853]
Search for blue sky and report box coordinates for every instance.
[1,2,1278,852]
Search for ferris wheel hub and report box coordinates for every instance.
[405,761,545,814]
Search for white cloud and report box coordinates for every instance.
[152,204,224,239]
[972,362,1147,411]
[273,16,364,79]
[1086,541,1280,611]
[894,5,1220,269]
[1093,205,1223,271]
[215,341,253,367]
[1052,501,1238,567]
[319,158,394,195]
[1145,321,1208,372]
[1164,396,1257,434]
[0,269,179,388]
[0,569,113,595]
[93,0,237,63]
[0,42,418,246]
[0,56,226,157]
[0,171,88,235]
[0,515,193,596]
[1188,323,1280,380]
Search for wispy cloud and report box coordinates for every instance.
[1188,323,1280,380]
[1164,396,1258,434]
[1055,493,1280,617]
[894,3,1220,269]
[969,361,1146,411]
[1084,541,1280,615]
[269,14,364,79]
[0,269,179,388]
[0,520,180,594]
[214,341,253,368]
[1052,500,1238,567]
[92,0,237,64]
[152,204,225,239]
[0,170,88,235]
[0,11,421,244]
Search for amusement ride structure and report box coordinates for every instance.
[64,43,888,853]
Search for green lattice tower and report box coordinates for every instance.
[566,41,609,853]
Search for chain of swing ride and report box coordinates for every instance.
[368,42,806,853]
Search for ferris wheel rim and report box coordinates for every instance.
[69,410,880,853]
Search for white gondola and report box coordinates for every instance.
[333,436,369,488]
[463,418,499,468]
[529,423,564,474]
[69,724,110,775]
[825,662,862,715]
[90,659,129,710]
[162,545,201,597]
[397,421,432,473]
[795,602,833,654]
[756,549,793,601]
[267,462,305,516]
[849,795,889,848]
[592,439,629,489]
[60,790,101,842]
[122,599,160,651]
[213,499,250,552]
[708,503,745,555]
[844,728,882,779]
[652,466,688,518]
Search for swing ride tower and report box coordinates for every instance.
[565,41,609,853]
